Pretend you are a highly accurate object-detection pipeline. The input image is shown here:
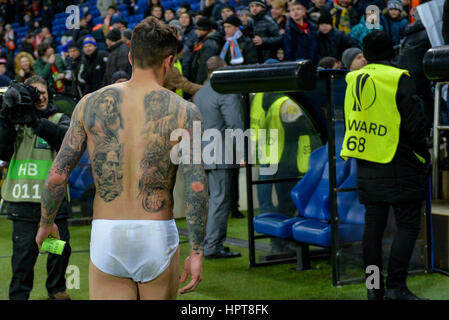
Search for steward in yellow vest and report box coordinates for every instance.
[341,31,429,301]
[250,92,321,178]
[0,76,72,300]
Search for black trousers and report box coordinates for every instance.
[230,168,240,213]
[363,202,421,290]
[9,219,71,300]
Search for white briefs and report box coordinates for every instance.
[90,219,179,283]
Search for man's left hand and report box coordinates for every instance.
[35,223,60,248]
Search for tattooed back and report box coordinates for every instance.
[81,83,190,220]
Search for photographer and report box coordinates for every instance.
[0,76,71,300]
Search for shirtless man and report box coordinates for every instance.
[35,17,209,300]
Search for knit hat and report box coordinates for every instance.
[239,8,251,16]
[249,0,266,8]
[82,35,97,47]
[111,15,124,25]
[224,14,242,27]
[106,28,122,42]
[111,70,130,84]
[195,17,212,31]
[289,0,308,9]
[222,4,236,13]
[318,14,333,26]
[387,0,403,11]
[169,19,184,35]
[67,40,81,51]
[342,47,362,69]
[122,28,132,40]
[363,30,395,61]
[0,58,7,65]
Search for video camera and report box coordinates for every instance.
[0,81,40,125]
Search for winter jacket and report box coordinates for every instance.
[104,41,132,85]
[164,64,203,96]
[318,27,355,60]
[355,61,430,204]
[349,16,384,49]
[0,101,71,221]
[66,54,84,99]
[181,24,198,81]
[284,18,319,64]
[190,30,224,85]
[222,34,258,66]
[381,14,408,46]
[252,10,283,63]
[79,48,109,94]
[397,20,432,100]
[33,54,67,89]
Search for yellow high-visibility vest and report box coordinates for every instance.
[174,59,183,97]
[250,93,312,174]
[340,64,411,164]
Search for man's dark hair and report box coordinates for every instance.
[25,75,47,87]
[319,56,338,69]
[130,16,178,69]
[207,56,227,75]
[37,42,51,58]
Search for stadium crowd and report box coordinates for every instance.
[0,0,444,117]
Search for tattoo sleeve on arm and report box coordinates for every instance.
[41,100,88,226]
[181,102,209,254]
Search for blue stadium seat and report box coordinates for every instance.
[69,150,94,200]
[254,212,303,239]
[291,126,366,247]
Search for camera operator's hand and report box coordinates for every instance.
[48,54,56,65]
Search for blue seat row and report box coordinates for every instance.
[253,122,365,250]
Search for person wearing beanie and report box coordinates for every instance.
[340,30,430,301]
[250,0,283,62]
[320,0,361,35]
[284,0,319,64]
[110,70,130,84]
[110,15,126,31]
[66,41,84,98]
[190,17,224,84]
[105,28,132,85]
[220,14,258,66]
[308,0,326,25]
[341,47,366,70]
[317,13,356,61]
[79,34,109,94]
[380,0,408,46]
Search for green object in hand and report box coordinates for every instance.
[41,238,66,255]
